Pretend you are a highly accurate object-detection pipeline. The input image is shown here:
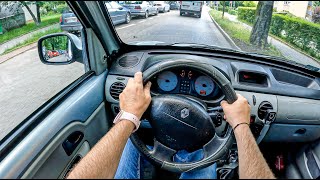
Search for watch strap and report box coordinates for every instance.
[113,110,140,132]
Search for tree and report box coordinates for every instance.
[222,1,226,18]
[19,1,44,25]
[249,1,274,48]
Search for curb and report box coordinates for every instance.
[0,43,37,64]
[207,10,241,50]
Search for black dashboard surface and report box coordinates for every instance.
[105,49,320,143]
[108,50,320,101]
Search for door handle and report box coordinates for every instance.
[62,131,84,156]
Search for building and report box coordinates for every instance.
[273,1,312,20]
[21,3,37,22]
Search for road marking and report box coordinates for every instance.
[117,24,136,30]
[138,20,146,23]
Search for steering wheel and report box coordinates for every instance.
[130,59,238,173]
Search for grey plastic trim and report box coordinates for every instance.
[22,102,106,178]
[263,124,320,142]
[0,72,107,179]
[277,95,320,124]
[235,90,278,123]
[59,141,90,179]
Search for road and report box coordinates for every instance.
[115,7,232,48]
[0,48,84,140]
[0,7,232,141]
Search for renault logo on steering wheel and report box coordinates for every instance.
[181,108,189,119]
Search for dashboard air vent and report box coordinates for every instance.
[110,82,126,100]
[258,101,273,120]
[118,56,139,68]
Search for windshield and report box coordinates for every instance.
[108,1,320,70]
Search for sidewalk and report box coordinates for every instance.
[223,13,320,68]
[0,23,59,55]
[0,43,37,64]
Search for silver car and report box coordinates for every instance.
[154,1,170,13]
[121,1,158,18]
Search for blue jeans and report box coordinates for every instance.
[115,139,217,179]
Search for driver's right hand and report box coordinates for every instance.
[119,72,152,120]
[220,94,251,129]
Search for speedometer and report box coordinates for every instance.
[157,71,178,92]
[195,76,215,96]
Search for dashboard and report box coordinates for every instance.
[105,49,320,144]
[150,68,223,101]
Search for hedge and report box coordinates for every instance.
[237,7,256,24]
[237,7,320,59]
[228,9,237,15]
[270,14,320,59]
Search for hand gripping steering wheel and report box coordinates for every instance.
[130,59,238,173]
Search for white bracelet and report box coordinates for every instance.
[113,110,141,132]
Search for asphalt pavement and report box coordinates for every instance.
[0,48,84,140]
[0,7,233,141]
[115,7,233,49]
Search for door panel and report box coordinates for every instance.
[0,71,111,179]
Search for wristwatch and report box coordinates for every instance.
[113,110,141,132]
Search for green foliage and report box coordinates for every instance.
[43,36,68,50]
[237,6,320,59]
[242,1,257,7]
[0,14,60,44]
[210,9,250,43]
[228,9,237,15]
[237,7,256,24]
[3,27,62,54]
[56,3,68,13]
[313,1,320,7]
[270,14,320,59]
[209,9,283,57]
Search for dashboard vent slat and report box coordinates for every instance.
[110,82,126,100]
[118,56,139,68]
[258,101,273,120]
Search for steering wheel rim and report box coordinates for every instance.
[130,59,237,173]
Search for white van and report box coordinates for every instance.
[180,1,203,18]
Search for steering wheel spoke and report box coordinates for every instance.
[203,125,234,159]
[149,139,177,162]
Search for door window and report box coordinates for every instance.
[0,1,86,141]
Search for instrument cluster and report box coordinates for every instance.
[150,68,222,101]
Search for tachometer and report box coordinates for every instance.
[195,76,215,96]
[157,71,178,92]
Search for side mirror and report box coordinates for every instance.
[38,33,82,65]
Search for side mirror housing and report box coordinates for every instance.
[37,33,83,65]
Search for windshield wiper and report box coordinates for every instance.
[159,42,243,53]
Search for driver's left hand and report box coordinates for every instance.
[119,72,152,120]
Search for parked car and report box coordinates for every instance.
[122,1,158,18]
[60,7,82,35]
[105,1,131,25]
[169,1,180,10]
[47,50,60,58]
[180,1,203,18]
[154,1,170,13]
